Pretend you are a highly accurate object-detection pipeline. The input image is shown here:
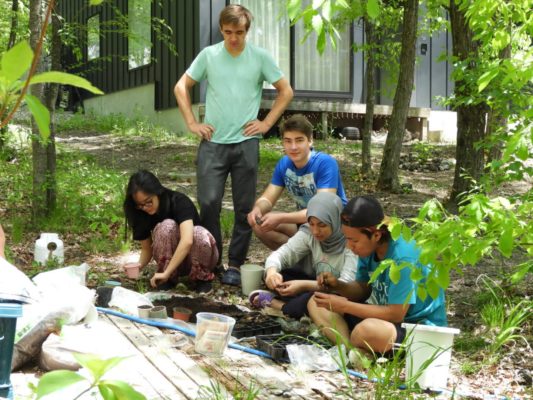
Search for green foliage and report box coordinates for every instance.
[33,353,145,399]
[0,143,126,253]
[389,192,533,298]
[286,0,380,54]
[0,41,103,139]
[478,276,532,357]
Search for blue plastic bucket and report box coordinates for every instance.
[0,302,22,400]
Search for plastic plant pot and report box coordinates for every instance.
[149,305,168,319]
[138,305,153,319]
[124,264,140,279]
[172,307,192,322]
[0,302,23,400]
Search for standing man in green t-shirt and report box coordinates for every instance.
[174,4,293,286]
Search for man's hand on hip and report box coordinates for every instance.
[243,119,269,137]
[189,122,215,141]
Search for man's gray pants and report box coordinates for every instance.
[196,139,259,267]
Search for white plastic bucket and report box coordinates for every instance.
[195,312,235,357]
[34,233,64,265]
[402,323,460,390]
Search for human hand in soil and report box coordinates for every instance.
[313,292,348,314]
[265,267,283,290]
[150,271,169,288]
[243,119,269,137]
[317,272,338,291]
[189,121,215,141]
[276,280,304,297]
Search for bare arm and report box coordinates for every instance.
[243,77,293,136]
[247,184,283,227]
[174,73,215,140]
[257,187,338,229]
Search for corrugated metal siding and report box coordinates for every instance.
[58,0,196,110]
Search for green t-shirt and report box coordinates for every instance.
[186,41,284,144]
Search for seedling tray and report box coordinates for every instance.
[256,333,331,362]
[232,319,282,338]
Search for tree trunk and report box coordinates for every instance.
[8,0,19,49]
[448,0,488,204]
[361,17,375,176]
[376,0,418,192]
[43,13,61,210]
[29,0,52,220]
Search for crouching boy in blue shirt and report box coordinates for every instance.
[308,195,446,354]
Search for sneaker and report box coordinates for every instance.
[195,280,213,294]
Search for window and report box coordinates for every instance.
[87,14,100,61]
[128,0,151,69]
[238,0,352,95]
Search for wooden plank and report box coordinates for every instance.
[106,315,217,399]
[95,316,187,400]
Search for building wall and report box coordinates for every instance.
[84,83,195,135]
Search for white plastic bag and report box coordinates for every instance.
[0,257,40,303]
[32,263,90,289]
[108,286,153,316]
[287,344,346,372]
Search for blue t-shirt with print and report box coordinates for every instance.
[271,151,348,209]
[356,236,447,326]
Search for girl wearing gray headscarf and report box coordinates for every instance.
[249,192,358,319]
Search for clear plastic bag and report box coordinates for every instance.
[287,344,347,372]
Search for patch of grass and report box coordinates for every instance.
[459,360,482,376]
[454,334,487,353]
[0,144,127,255]
[220,209,234,240]
[56,109,131,133]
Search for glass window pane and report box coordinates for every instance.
[294,21,351,92]
[128,0,151,69]
[87,14,100,61]
[237,0,290,86]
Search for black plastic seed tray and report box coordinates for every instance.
[232,320,282,338]
[256,333,331,362]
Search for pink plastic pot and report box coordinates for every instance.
[124,264,140,279]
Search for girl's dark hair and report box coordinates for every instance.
[341,196,391,243]
[124,170,166,226]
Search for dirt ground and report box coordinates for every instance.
[12,127,532,398]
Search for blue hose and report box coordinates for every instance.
[96,307,513,399]
[96,307,272,358]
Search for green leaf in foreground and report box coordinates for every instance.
[30,71,103,94]
[1,41,33,82]
[35,370,86,399]
[25,94,50,140]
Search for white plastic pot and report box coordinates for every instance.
[34,233,64,266]
[402,323,460,390]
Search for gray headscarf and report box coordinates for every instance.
[299,192,346,255]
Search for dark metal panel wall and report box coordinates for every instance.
[154,0,199,110]
[58,0,177,105]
